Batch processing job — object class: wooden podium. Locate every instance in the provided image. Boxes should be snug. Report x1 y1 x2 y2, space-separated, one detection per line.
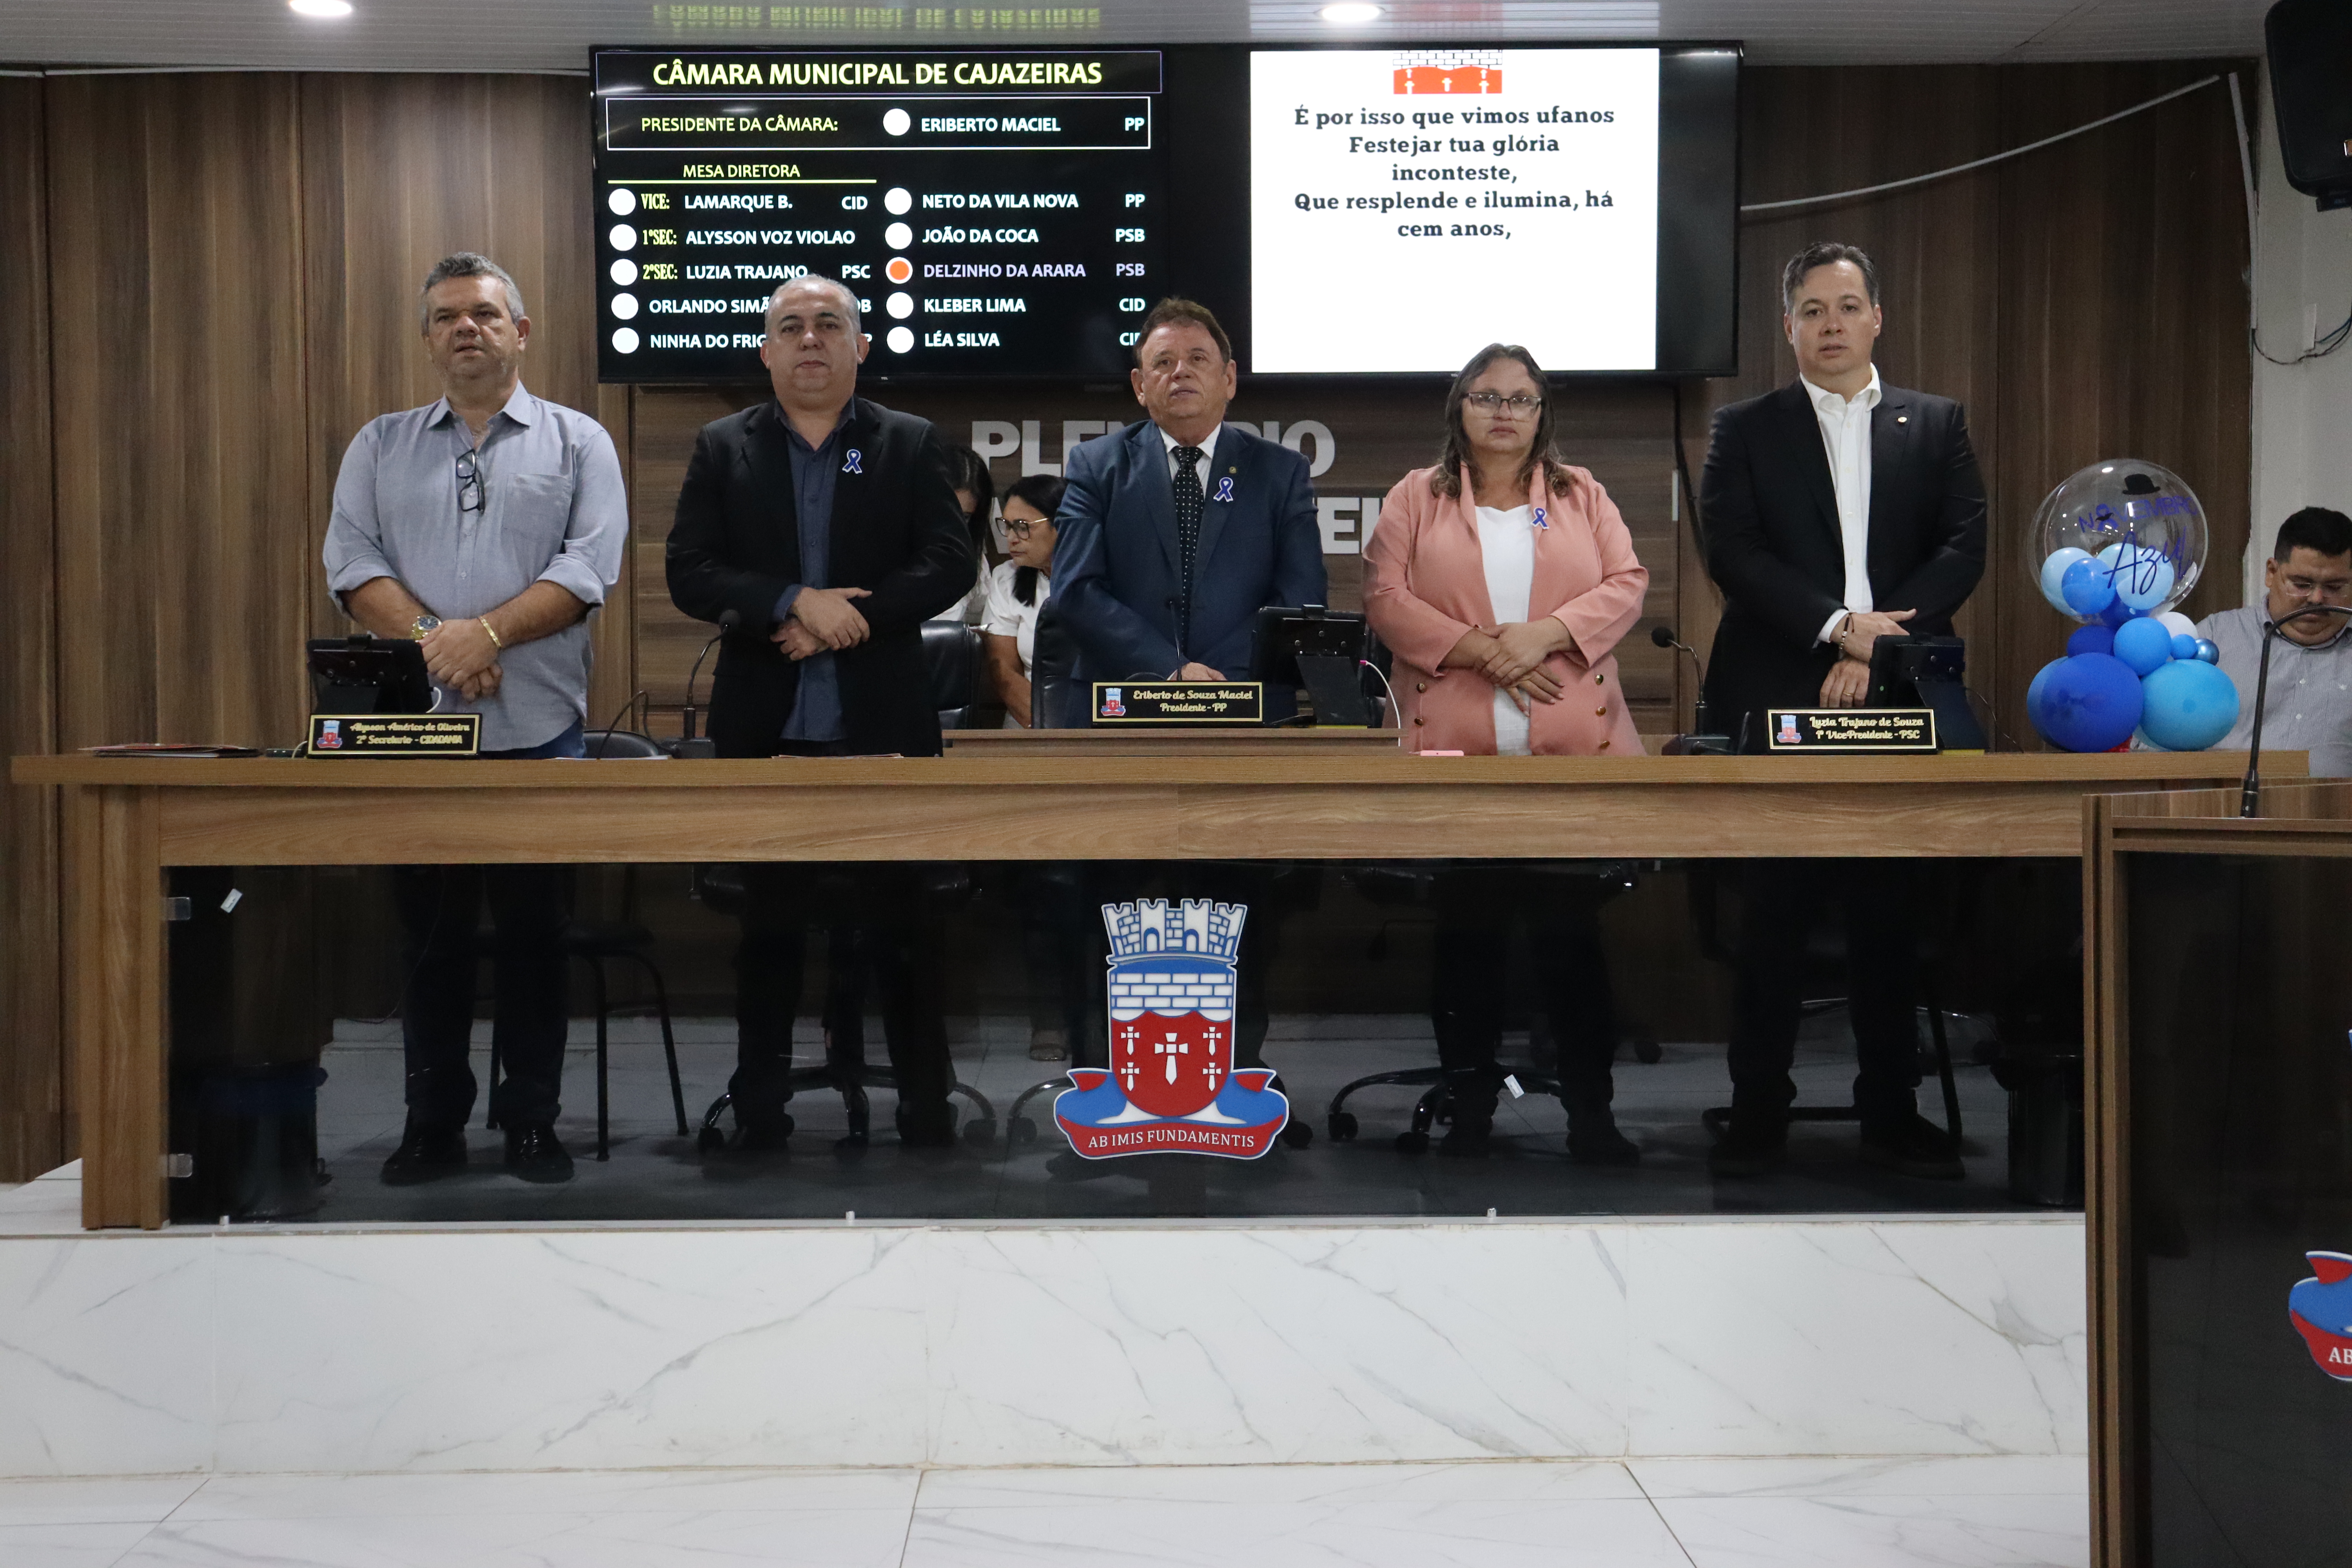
10 748 2283 1231
2085 777 2352 1567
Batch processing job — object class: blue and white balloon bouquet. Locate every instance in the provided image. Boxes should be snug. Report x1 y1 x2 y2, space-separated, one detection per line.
2024 460 2236 751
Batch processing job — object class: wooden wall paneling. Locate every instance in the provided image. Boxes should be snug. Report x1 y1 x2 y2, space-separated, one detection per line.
0 75 61 1181
1991 62 2255 758
48 74 313 754
299 73 605 644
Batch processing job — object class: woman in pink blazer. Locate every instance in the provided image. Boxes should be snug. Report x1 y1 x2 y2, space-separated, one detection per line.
1362 343 1649 1161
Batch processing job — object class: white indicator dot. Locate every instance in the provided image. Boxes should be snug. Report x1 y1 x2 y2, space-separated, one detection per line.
610 292 639 320
884 221 913 249
883 108 911 136
886 291 914 319
608 223 637 252
611 327 640 354
607 188 637 216
884 186 913 215
886 325 914 354
610 258 638 287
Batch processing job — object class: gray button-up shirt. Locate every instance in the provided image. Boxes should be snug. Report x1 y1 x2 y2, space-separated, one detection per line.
774 406 849 743
2196 604 2352 777
322 383 628 751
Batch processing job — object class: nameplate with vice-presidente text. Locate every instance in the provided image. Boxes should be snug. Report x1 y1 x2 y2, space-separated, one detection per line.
1765 708 1938 753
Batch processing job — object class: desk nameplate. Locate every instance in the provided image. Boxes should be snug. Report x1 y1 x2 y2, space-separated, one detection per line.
307 713 480 757
1766 708 1938 753
1093 682 1265 725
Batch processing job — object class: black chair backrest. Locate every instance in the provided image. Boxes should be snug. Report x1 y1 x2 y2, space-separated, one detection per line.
1030 595 1089 728
583 729 666 759
921 619 982 730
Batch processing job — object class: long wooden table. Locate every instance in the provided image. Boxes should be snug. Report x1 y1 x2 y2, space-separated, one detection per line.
12 747 2286 1229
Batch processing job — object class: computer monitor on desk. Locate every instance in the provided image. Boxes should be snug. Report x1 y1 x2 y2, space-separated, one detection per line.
1249 606 1372 727
305 635 434 715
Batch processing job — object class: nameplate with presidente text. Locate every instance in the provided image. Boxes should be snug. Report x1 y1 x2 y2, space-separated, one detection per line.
1092 682 1266 725
307 713 482 757
1765 708 1938 753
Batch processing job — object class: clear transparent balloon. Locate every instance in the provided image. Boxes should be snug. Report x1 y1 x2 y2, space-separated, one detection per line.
2029 459 2209 621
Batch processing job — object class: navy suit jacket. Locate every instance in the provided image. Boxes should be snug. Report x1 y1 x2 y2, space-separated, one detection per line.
1052 419 1327 688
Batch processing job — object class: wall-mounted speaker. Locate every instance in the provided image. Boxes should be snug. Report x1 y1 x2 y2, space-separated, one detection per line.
2267 0 2352 209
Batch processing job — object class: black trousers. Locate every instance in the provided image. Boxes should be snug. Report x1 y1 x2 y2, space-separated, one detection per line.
393 864 570 1127
1430 866 1621 1118
1728 858 1922 1131
1014 863 1102 1060
730 862 953 1128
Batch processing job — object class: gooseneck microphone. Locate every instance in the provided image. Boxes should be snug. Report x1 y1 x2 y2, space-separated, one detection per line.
677 608 742 754
2239 603 2352 817
1651 623 1713 736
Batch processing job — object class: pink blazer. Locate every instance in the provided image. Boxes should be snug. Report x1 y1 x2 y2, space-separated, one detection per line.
1364 465 1649 756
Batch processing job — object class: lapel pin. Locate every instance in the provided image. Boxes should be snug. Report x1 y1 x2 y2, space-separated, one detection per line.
1531 506 1549 530
1895 416 1908 425
1210 475 1236 504
841 448 864 474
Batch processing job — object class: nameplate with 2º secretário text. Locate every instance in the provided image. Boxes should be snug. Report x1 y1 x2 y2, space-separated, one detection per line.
307 713 481 757
1093 682 1265 726
1765 708 1938 753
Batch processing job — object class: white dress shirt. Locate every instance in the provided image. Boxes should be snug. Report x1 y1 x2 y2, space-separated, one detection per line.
1802 366 1882 644
1158 423 1220 484
1475 503 1537 757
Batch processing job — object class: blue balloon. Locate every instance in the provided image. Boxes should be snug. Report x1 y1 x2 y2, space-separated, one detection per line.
2169 633 2200 661
2138 658 2240 751
2062 558 2116 616
2099 595 2135 628
2035 652 2145 753
2067 625 2115 657
2040 548 2095 614
2113 616 2174 675
2194 638 2220 664
2026 657 2063 733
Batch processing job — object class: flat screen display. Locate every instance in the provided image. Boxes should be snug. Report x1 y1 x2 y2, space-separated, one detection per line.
591 47 1168 382
1248 47 1663 374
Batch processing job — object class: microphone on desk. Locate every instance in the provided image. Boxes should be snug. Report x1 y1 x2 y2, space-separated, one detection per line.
675 609 741 758
1651 624 1727 752
2239 603 2352 817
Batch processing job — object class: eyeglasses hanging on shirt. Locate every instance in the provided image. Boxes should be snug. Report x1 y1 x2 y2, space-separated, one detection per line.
456 447 484 515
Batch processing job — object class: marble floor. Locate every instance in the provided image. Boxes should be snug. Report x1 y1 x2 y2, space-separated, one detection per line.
0 1456 2090 1567
277 1009 2042 1224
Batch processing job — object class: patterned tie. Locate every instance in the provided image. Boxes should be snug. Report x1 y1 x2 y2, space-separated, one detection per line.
1172 444 1205 648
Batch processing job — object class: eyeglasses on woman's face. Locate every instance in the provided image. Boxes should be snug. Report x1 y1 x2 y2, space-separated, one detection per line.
1463 392 1542 413
1002 517 1051 541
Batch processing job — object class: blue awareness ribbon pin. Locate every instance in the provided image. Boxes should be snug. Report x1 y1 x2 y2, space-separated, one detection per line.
1531 506 1549 530
1210 475 1235 504
842 449 863 475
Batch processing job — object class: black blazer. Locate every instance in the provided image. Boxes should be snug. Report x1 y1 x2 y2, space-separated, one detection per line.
1699 380 1987 748
666 397 975 758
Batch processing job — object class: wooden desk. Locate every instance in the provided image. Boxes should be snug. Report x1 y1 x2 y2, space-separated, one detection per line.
11 749 2288 1229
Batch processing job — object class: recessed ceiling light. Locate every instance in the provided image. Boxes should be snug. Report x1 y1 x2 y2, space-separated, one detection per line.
289 0 355 16
1320 3 1382 23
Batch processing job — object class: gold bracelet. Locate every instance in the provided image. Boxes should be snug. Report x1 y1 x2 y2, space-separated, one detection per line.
478 617 503 650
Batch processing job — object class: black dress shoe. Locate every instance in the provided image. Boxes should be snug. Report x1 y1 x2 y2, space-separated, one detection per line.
503 1122 575 1184
1859 1114 1965 1180
1566 1102 1641 1167
897 1100 957 1150
381 1117 467 1186
729 1115 795 1154
1708 1112 1787 1178
1436 1114 1494 1158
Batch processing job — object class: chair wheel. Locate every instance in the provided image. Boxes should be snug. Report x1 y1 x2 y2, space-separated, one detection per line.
834 1131 870 1158
1630 1032 1663 1065
1008 1117 1038 1145
962 1118 997 1147
1327 1111 1359 1142
1280 1120 1312 1150
1395 1129 1430 1155
695 1125 726 1156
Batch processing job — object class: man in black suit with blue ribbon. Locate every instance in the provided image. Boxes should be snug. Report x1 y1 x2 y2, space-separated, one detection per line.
1052 298 1326 695
1051 299 1326 1077
1699 242 1986 1182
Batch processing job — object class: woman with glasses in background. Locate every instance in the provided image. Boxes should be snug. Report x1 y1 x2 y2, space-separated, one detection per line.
980 473 1066 727
1363 342 1650 1161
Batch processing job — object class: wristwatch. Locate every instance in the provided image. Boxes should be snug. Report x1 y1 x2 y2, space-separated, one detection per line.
412 615 441 639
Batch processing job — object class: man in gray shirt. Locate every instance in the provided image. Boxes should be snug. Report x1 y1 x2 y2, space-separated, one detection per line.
322 252 628 1185
2197 506 2352 777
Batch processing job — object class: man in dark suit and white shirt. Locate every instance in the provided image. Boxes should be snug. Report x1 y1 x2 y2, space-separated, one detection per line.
1699 241 1988 1180
1051 298 1326 690
666 274 975 1149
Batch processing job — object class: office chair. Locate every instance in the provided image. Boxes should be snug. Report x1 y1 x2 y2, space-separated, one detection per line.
686 861 996 1152
1322 860 1654 1151
920 619 985 730
1686 859 1970 1145
1029 596 1090 729
481 729 688 1160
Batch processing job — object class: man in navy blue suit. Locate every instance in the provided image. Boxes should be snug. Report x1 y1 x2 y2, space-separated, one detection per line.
1052 298 1326 692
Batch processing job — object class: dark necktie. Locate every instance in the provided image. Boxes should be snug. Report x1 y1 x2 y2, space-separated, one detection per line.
1172 444 1205 646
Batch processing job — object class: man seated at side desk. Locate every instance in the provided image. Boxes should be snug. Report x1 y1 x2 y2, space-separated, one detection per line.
1050 297 1325 701
2197 505 2352 776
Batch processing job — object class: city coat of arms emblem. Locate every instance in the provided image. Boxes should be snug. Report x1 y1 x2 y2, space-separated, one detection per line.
1053 899 1290 1159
